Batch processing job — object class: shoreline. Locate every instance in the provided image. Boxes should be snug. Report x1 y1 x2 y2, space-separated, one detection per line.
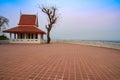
53 41 120 50
1 40 120 50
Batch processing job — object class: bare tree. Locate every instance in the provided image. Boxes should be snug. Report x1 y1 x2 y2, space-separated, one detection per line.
39 5 58 44
0 16 9 31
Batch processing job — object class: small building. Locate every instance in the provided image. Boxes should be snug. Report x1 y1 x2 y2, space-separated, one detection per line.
3 14 46 44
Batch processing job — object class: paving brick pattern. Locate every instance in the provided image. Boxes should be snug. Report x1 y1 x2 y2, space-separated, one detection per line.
0 43 120 80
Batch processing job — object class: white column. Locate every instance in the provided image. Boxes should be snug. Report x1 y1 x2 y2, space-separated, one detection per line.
33 34 36 39
39 34 41 39
30 34 32 39
40 34 43 44
41 34 43 39
26 34 28 39
24 33 26 39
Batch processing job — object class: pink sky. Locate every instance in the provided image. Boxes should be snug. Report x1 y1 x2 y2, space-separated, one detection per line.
0 0 120 40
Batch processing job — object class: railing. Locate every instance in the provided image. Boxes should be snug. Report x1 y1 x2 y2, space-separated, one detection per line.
10 39 44 43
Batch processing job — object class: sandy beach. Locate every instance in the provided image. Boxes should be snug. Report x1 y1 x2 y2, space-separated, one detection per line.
0 43 120 80
59 41 120 50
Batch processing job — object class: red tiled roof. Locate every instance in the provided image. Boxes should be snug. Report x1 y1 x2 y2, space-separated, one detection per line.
3 26 46 34
18 14 37 26
3 14 46 34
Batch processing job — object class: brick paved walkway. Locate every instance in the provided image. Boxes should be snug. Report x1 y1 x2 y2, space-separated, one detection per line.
0 43 120 80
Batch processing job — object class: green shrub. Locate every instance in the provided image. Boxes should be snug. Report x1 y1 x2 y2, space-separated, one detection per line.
0 35 9 40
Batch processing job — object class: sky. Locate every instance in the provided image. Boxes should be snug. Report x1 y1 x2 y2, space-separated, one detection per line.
0 0 120 40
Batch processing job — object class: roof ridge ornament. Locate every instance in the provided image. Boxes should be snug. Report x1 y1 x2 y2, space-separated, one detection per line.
20 10 22 16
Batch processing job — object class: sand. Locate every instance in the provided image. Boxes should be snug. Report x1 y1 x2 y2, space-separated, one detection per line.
63 41 120 50
0 43 120 80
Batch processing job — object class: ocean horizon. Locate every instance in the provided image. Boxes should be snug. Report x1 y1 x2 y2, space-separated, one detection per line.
52 39 120 44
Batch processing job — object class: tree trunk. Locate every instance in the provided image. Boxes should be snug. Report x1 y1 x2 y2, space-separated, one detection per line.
47 30 51 44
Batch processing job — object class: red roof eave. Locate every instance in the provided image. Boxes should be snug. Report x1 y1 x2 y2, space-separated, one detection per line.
3 31 46 34
3 27 46 34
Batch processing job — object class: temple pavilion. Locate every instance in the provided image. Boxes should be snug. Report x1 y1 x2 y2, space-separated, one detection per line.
3 14 46 43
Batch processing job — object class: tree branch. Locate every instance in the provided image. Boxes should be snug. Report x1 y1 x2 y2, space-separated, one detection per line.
39 5 59 43
0 16 9 28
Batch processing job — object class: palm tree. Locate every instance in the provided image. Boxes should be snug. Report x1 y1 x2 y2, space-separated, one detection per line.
0 16 9 31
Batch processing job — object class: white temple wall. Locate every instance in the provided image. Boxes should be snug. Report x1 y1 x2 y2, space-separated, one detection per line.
10 39 44 44
9 33 45 44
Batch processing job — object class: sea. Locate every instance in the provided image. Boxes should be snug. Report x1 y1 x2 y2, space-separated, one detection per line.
53 39 120 44
75 40 120 44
